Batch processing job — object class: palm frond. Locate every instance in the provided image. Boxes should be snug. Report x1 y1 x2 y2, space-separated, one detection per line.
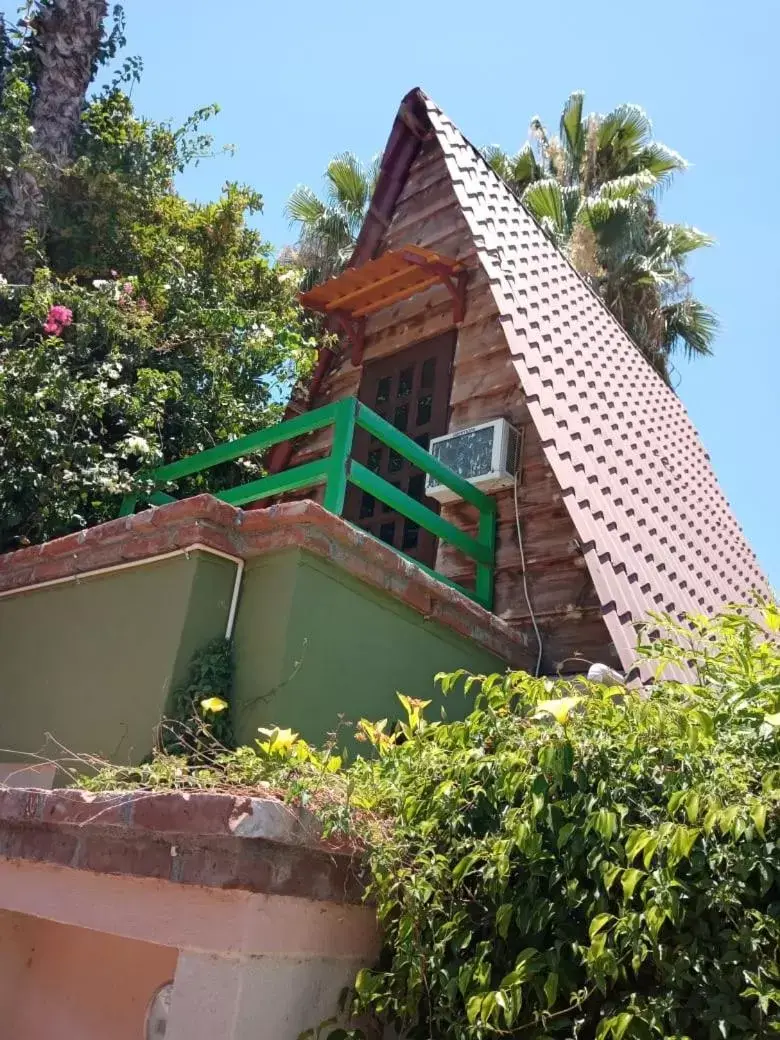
367 152 383 195
510 144 542 192
522 178 568 236
596 170 657 200
299 209 352 252
483 145 512 181
284 186 326 227
326 152 371 215
579 195 640 243
560 91 586 171
634 143 687 185
561 185 582 229
484 143 541 194
597 104 652 153
665 223 715 257
662 297 718 359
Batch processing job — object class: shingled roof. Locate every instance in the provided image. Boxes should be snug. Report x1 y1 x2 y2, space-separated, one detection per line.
352 88 772 669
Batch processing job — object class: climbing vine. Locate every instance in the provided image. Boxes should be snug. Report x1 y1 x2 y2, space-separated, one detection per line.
166 637 235 752
79 606 780 1038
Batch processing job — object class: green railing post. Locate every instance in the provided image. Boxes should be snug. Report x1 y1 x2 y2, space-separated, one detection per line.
323 397 358 515
348 461 490 564
118 493 139 518
475 504 497 611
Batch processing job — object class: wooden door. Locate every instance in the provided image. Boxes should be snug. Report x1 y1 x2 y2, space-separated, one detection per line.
345 331 456 566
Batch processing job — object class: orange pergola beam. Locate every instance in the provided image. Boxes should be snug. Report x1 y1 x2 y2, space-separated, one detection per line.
299 246 467 365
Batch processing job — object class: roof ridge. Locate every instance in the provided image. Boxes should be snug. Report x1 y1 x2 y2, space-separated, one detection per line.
416 92 693 399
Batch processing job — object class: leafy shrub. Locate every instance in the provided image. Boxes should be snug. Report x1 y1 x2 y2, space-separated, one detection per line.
0 27 316 552
0 259 312 550
78 607 780 1039
165 637 235 752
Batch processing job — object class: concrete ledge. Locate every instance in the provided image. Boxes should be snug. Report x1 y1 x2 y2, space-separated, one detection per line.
0 788 365 903
0 495 532 669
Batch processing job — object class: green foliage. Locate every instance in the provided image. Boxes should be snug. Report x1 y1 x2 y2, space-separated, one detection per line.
284 151 381 286
484 92 716 384
0 64 315 550
0 250 312 549
343 608 780 1039
167 637 235 751
0 10 35 185
79 608 780 1038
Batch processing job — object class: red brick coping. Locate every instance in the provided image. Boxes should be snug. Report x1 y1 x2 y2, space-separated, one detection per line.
0 786 365 902
0 495 532 668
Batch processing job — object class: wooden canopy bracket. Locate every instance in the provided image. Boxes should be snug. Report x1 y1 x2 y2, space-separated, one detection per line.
401 251 468 324
332 311 367 367
299 247 467 364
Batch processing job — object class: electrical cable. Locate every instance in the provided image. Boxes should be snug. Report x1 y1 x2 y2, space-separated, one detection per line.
513 467 544 677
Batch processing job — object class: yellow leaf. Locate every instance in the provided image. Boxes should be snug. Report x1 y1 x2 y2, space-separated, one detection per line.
763 604 780 632
621 867 643 901
751 803 767 838
589 912 614 939
257 726 299 753
534 696 583 725
764 713 780 728
273 728 298 749
200 697 228 714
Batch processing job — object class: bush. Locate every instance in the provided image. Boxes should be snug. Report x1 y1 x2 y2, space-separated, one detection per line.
78 607 780 1039
0 259 312 550
344 607 780 1039
0 44 315 552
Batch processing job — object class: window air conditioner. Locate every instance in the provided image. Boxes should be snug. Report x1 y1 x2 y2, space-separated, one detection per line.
425 419 522 504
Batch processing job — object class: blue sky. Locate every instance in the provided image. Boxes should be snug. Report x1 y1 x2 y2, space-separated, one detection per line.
7 0 779 586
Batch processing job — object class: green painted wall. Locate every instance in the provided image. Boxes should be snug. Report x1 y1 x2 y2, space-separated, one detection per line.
232 549 505 749
0 552 236 765
0 545 506 766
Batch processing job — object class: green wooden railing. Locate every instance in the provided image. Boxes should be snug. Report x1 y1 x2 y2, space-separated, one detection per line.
119 397 497 610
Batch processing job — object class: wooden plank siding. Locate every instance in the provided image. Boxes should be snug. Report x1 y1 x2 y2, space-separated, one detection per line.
285 138 618 673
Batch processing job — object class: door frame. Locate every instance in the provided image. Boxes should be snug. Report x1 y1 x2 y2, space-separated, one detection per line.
344 329 457 566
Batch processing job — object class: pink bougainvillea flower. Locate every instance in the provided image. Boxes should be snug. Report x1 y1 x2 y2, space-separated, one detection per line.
122 281 134 295
49 305 73 325
43 305 74 336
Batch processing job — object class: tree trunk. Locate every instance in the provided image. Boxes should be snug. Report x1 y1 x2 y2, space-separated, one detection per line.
0 0 106 282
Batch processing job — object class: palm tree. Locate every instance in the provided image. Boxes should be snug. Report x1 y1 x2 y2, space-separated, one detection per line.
595 205 716 381
486 93 687 196
284 152 380 288
484 93 716 383
0 0 107 282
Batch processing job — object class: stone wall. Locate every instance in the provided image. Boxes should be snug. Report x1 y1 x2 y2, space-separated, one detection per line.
0 788 378 1040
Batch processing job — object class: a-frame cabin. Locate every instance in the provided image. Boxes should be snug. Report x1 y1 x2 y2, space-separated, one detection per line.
273 88 770 675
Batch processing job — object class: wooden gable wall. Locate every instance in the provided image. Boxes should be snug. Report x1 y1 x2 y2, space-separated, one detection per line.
287 138 620 673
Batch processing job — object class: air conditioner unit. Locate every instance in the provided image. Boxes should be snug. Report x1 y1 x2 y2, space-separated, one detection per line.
425 419 522 504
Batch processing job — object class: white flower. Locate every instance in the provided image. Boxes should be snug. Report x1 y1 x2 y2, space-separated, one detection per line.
124 435 151 455
278 268 302 285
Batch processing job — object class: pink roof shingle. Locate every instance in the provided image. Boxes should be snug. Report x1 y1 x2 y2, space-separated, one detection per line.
414 92 771 668
328 89 768 673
